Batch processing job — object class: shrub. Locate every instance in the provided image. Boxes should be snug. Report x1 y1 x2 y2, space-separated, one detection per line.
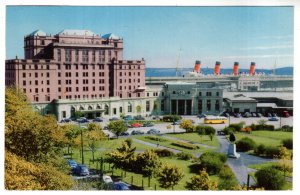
199 152 227 175
255 167 285 190
195 125 216 135
218 165 238 190
281 125 293 132
255 124 275 131
171 141 199 150
162 115 181 122
229 122 244 132
222 127 235 135
254 144 266 156
282 138 293 149
272 161 293 173
154 149 174 157
145 136 167 142
176 152 193 160
236 137 256 152
265 146 281 158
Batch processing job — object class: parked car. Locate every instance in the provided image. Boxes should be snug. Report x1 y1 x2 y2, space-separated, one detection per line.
77 117 89 123
61 118 72 123
123 115 134 121
73 164 89 176
93 117 103 122
109 117 120 121
147 129 160 134
131 123 142 128
120 132 130 136
110 182 130 190
102 175 113 184
143 122 154 127
268 117 279 121
172 121 181 125
134 115 145 120
197 114 207 118
67 160 77 169
257 112 263 117
234 113 241 118
131 130 144 135
283 111 290 117
243 112 251 118
251 112 257 117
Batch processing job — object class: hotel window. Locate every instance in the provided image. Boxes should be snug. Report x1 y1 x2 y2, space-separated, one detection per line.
23 80 26 86
137 93 140 97
23 73 26 78
47 72 50 77
216 92 219 96
206 92 212 96
35 96 39 102
58 72 61 77
105 105 109 115
22 65 26 70
108 50 111 59
207 100 211 111
58 87 61 92
65 49 71 62
147 93 149 97
57 64 61 70
47 88 50 93
120 72 122 76
57 49 61 61
47 80 50 85
35 65 38 70
75 50 79 62
76 87 79 92
41 39 45 45
138 72 140 76
128 103 132 112
198 100 203 113
215 100 220 111
35 80 38 85
35 88 38 93
146 101 150 112
35 72 38 77
46 65 49 70
199 92 202 96
92 50 95 62
161 100 165 112
173 91 176 94
129 72 131 76
58 80 61 85
82 50 89 62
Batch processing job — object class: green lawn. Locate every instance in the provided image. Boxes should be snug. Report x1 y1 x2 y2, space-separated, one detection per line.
233 131 292 147
165 133 220 148
133 135 216 155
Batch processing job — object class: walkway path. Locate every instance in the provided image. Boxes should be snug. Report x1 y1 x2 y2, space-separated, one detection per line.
216 135 277 185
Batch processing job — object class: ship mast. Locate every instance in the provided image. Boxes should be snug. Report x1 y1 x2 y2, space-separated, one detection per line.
176 48 182 77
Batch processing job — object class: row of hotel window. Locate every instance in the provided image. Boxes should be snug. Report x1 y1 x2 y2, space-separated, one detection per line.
32 94 107 102
171 91 220 97
22 78 106 86
57 49 116 62
198 99 220 112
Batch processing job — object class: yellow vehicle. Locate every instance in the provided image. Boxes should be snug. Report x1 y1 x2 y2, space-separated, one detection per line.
204 116 228 124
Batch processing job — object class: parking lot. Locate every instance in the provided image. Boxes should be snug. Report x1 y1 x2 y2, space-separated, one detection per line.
63 115 293 137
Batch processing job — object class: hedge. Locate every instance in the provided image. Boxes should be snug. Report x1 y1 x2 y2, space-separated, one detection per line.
222 127 235 135
162 115 181 122
145 136 167 142
236 137 256 152
154 149 175 157
254 144 281 158
255 167 285 190
195 125 216 135
282 138 293 149
176 152 193 160
171 141 199 150
199 152 227 175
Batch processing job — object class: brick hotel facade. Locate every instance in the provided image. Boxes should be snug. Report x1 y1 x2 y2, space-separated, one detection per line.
5 30 147 119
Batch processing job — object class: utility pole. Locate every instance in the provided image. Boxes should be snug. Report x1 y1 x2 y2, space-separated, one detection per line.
175 48 182 77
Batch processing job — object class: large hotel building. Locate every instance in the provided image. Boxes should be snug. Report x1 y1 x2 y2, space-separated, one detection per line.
5 29 148 120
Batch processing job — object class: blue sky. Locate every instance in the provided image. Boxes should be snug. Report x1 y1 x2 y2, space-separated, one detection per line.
6 6 294 69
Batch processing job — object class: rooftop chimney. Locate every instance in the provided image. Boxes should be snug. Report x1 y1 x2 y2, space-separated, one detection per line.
214 61 221 75
194 60 201 73
233 62 239 75
249 62 255 75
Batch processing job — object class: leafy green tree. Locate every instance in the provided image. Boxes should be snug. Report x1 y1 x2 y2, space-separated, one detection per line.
135 150 161 176
107 120 128 138
5 152 73 190
186 169 218 190
106 138 136 170
85 123 106 161
74 110 84 119
255 167 285 190
195 125 206 142
158 163 184 190
61 124 81 154
218 165 238 190
180 119 194 133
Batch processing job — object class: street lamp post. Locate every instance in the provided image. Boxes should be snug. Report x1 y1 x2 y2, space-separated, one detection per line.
78 122 84 165
173 117 175 133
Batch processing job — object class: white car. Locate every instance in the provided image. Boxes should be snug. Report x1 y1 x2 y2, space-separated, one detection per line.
103 175 113 184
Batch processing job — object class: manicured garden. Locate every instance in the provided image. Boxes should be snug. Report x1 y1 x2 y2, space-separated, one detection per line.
166 133 220 148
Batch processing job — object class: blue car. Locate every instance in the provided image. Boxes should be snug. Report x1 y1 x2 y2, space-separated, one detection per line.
111 182 130 190
93 117 104 122
67 159 77 169
268 117 279 121
73 164 89 176
77 117 89 123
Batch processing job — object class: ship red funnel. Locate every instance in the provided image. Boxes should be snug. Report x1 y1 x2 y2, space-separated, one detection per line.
214 61 221 75
194 60 201 73
249 62 255 75
233 62 239 75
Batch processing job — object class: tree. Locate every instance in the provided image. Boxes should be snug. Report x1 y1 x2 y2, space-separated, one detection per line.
106 138 136 170
153 101 159 115
218 165 238 190
74 110 84 119
195 125 206 142
186 169 218 190
180 119 194 133
107 120 128 138
158 163 184 190
255 167 285 190
61 124 81 154
257 119 267 126
277 146 292 177
85 123 106 161
5 152 73 190
135 150 161 176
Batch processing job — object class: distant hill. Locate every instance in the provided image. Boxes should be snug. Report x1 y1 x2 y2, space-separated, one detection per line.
145 67 293 77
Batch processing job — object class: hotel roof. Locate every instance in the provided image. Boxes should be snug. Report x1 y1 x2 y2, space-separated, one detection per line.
102 33 120 39
27 30 47 37
57 29 97 36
